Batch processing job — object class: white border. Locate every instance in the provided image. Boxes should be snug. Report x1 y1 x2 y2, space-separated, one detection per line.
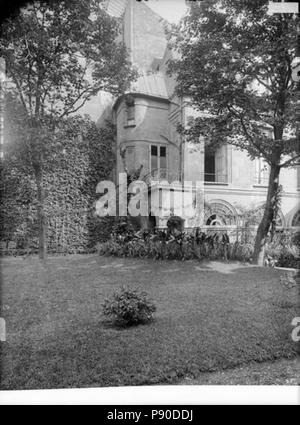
0 386 299 405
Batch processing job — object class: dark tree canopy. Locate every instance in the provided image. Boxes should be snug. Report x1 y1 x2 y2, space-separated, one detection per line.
169 0 299 167
0 0 136 122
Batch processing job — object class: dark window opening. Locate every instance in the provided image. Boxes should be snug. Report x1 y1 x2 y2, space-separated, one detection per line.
148 214 156 229
205 153 215 182
127 105 135 121
150 145 167 174
206 214 224 226
206 214 217 226
160 146 166 169
151 145 158 170
125 96 135 126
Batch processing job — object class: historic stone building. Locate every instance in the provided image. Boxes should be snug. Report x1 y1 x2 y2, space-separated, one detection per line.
97 0 300 232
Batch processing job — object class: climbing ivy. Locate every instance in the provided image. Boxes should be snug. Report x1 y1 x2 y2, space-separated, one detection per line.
0 115 115 253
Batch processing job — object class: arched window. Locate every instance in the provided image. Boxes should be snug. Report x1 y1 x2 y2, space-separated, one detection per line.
204 201 237 226
248 203 285 227
204 145 228 183
206 214 224 226
254 157 269 185
292 210 300 227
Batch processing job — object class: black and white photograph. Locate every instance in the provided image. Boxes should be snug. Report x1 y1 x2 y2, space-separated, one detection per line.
0 0 299 405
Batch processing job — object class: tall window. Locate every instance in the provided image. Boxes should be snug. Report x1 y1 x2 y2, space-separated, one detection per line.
150 145 167 178
204 153 215 182
126 146 135 173
292 210 300 227
204 145 227 183
151 145 158 171
254 157 269 185
160 146 166 169
124 95 135 127
127 104 135 122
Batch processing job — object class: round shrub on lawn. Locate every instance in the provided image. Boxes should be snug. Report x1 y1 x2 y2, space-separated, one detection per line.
102 286 156 326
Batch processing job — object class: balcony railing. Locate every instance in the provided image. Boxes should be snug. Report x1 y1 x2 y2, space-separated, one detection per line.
143 168 181 185
143 170 230 185
204 173 228 184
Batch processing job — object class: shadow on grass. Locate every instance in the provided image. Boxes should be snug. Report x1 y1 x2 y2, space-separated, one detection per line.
101 318 156 331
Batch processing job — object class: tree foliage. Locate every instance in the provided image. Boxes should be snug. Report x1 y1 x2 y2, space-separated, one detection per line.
168 0 299 264
0 0 136 258
0 0 135 120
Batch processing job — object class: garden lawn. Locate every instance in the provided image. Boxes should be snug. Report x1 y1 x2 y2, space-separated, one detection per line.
0 255 298 389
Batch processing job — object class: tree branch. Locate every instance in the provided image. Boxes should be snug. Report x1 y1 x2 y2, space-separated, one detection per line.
6 61 29 116
228 106 270 160
280 154 300 168
59 85 98 118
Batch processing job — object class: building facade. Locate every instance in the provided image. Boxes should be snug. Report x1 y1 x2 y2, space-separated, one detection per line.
98 0 300 232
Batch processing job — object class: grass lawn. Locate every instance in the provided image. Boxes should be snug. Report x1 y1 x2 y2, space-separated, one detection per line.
0 255 299 389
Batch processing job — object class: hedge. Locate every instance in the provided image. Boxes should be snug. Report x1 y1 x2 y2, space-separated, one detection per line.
0 116 115 253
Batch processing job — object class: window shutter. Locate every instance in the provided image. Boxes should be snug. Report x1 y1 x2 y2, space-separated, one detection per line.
215 145 227 183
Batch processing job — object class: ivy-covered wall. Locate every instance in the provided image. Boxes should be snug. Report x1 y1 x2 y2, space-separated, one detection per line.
0 116 116 253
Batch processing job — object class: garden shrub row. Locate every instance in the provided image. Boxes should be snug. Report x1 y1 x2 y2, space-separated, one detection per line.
98 227 254 262
98 223 299 265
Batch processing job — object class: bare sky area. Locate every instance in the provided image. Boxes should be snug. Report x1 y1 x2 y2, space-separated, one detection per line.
146 0 188 23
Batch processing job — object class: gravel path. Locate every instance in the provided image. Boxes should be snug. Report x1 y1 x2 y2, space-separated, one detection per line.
179 357 299 385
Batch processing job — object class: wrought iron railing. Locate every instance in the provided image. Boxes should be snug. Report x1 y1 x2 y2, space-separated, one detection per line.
204 173 228 183
143 168 181 185
143 170 229 184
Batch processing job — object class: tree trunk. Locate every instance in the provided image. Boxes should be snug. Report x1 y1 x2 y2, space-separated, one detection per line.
252 163 281 265
36 167 47 260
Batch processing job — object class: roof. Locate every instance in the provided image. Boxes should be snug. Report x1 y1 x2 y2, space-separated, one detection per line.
113 72 169 111
130 72 168 99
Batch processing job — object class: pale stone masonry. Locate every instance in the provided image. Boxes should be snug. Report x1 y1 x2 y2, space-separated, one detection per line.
97 0 300 231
